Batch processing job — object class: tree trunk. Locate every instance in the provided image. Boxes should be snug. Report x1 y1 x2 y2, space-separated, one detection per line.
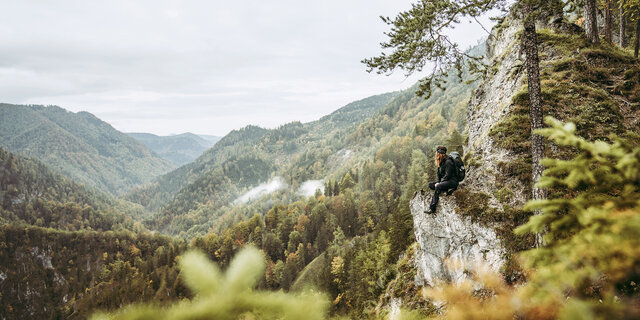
635 19 640 58
585 0 600 43
605 1 613 43
522 5 547 247
620 1 628 47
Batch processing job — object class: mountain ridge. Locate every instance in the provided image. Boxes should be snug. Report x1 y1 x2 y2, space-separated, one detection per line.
0 104 175 195
126 132 221 166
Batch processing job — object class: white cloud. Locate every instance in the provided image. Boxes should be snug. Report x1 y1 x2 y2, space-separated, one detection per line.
234 177 287 204
297 180 325 197
0 0 498 135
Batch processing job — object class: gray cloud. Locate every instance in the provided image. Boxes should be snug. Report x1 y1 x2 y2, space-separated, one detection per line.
1 0 496 135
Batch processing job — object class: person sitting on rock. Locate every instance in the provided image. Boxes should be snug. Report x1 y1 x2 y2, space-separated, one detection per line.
426 146 458 214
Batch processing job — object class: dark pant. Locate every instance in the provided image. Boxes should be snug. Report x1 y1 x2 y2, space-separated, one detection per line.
429 180 459 209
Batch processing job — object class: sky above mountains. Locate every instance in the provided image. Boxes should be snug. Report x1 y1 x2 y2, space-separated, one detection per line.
0 0 496 136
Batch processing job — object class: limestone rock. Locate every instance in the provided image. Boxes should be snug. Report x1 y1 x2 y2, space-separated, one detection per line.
410 191 504 287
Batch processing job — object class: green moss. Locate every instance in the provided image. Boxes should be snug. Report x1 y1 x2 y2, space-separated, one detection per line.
453 191 502 225
496 158 532 191
489 101 531 156
462 150 482 169
493 188 514 203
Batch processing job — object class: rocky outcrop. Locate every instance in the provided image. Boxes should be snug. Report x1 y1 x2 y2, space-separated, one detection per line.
409 13 529 287
410 192 504 287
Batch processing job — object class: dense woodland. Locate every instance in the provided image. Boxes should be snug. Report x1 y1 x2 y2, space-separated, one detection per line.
1 1 640 319
0 104 174 195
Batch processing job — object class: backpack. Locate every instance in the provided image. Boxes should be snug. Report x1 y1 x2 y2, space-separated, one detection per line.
449 152 465 182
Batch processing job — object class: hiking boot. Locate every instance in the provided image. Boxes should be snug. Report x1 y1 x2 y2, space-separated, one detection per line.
424 205 437 214
445 190 455 196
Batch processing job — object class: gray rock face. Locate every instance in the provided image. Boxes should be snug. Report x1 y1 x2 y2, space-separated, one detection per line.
408 14 532 287
410 191 504 286
465 16 529 207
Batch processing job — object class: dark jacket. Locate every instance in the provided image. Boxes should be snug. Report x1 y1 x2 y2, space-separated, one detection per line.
437 156 457 183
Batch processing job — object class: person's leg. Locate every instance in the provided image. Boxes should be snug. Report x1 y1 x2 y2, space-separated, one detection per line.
429 181 458 211
445 182 459 196
429 186 441 211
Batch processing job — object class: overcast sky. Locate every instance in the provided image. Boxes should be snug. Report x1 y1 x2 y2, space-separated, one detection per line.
1 1 497 136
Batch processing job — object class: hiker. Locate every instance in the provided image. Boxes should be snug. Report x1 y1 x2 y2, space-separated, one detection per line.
427 146 459 213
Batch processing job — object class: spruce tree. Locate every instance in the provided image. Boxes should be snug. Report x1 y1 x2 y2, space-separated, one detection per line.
447 129 465 154
585 0 600 43
622 0 640 56
604 0 614 43
620 0 629 47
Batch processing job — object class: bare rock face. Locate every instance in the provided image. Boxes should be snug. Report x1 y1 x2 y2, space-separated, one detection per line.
410 192 504 286
407 14 529 288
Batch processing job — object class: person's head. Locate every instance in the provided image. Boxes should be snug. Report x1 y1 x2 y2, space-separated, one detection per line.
436 146 447 166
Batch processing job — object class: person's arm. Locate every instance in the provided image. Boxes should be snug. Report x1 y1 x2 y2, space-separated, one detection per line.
437 165 443 182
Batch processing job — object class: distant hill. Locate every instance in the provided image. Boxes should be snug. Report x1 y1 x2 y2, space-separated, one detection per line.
127 132 220 166
197 134 223 145
0 104 174 195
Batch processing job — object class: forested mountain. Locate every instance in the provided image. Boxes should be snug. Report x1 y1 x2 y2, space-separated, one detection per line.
0 147 145 231
0 147 190 319
126 92 400 214
0 225 187 319
126 132 220 166
0 104 174 195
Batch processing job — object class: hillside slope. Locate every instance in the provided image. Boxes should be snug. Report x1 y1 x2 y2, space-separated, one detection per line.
0 104 174 195
0 225 187 319
0 147 145 231
127 132 220 166
125 93 404 235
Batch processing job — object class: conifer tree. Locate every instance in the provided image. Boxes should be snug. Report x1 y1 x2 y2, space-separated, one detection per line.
446 129 465 154
604 0 614 43
92 247 329 320
585 0 600 42
407 150 430 197
362 0 508 98
339 173 356 191
622 0 640 56
620 0 629 47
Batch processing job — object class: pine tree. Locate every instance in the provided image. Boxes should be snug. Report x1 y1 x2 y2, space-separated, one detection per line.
339 173 356 191
407 149 430 197
604 0 614 43
447 129 465 154
362 0 509 98
519 1 549 246
91 247 329 320
585 0 600 43
620 0 629 47
622 0 640 56
388 197 414 261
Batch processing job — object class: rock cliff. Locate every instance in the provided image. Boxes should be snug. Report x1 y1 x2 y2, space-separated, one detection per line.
409 192 504 287
410 13 531 286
